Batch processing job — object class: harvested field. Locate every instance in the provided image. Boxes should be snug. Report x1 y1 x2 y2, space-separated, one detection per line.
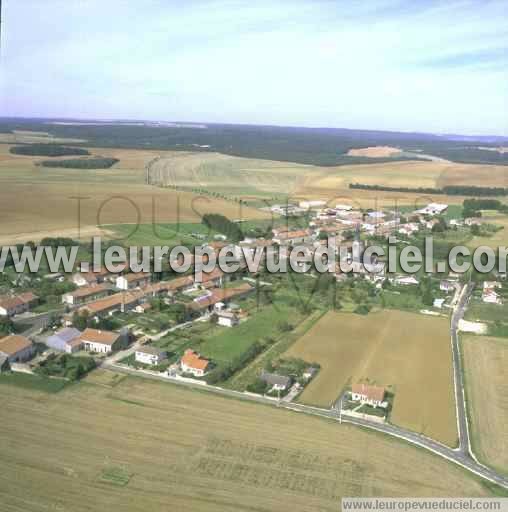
463 336 508 475
286 310 457 446
0 145 267 244
0 370 492 511
346 146 402 158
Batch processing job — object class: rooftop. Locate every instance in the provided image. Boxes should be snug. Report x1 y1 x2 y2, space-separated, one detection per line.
0 335 32 356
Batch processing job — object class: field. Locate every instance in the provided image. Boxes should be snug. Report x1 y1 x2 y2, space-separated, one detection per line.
0 370 494 511
467 213 508 250
462 336 508 476
0 145 268 245
285 310 457 446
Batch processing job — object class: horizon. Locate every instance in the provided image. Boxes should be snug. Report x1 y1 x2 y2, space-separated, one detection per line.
1 1 507 137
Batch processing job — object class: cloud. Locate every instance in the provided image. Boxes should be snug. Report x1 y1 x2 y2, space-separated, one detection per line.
1 0 507 135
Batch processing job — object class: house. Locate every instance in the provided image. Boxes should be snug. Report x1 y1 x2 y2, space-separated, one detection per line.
272 229 313 245
260 371 292 392
216 310 239 328
440 280 455 293
116 272 151 290
62 283 111 306
72 268 110 287
79 290 144 317
464 217 482 226
303 367 318 380
46 327 83 353
351 383 386 408
134 302 152 314
299 200 326 209
393 275 419 286
79 328 123 353
416 203 448 216
0 292 38 317
188 283 253 314
433 298 446 309
135 346 167 366
482 281 502 305
0 335 34 363
180 349 210 377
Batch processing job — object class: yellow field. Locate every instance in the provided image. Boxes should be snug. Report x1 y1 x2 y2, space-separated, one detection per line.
0 371 492 511
285 310 458 446
467 213 508 250
463 336 508 475
0 145 268 244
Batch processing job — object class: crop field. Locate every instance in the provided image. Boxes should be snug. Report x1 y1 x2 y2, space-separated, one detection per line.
467 213 508 250
0 371 494 512
285 310 457 446
462 336 508 475
0 145 267 245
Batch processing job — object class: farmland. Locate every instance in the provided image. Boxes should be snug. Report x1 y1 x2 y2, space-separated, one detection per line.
462 336 508 476
0 145 267 245
285 310 457 446
0 371 493 511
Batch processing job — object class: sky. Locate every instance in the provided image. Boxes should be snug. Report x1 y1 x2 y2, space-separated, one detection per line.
1 0 507 135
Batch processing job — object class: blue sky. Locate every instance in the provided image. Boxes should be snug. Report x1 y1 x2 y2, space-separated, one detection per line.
1 0 507 135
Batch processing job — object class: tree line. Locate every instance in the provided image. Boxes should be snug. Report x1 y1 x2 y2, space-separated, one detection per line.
10 144 90 157
349 183 508 197
39 157 119 169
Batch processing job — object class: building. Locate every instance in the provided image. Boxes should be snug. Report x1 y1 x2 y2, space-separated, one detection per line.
260 371 292 392
62 283 111 306
116 272 151 290
440 280 455 293
72 268 110 287
482 281 502 305
299 200 326 209
393 275 419 286
46 327 83 353
433 298 446 309
416 203 448 216
351 383 386 408
135 346 167 366
0 292 38 317
272 229 314 245
79 290 144 317
180 349 210 377
216 310 239 328
79 328 123 353
0 335 34 363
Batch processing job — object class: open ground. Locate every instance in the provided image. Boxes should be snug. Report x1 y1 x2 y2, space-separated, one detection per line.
462 335 508 476
285 310 457 446
0 370 494 512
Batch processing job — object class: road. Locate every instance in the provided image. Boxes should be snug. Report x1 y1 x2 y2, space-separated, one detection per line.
450 282 475 455
101 281 508 490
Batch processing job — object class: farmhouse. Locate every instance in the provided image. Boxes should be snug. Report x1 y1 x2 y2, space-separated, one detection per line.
135 346 167 366
0 335 34 363
0 292 38 317
46 327 83 353
180 349 210 377
351 383 387 408
116 272 151 290
79 328 123 353
260 371 292 392
62 283 111 306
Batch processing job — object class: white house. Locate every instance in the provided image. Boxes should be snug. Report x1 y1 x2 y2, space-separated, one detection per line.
135 346 167 366
416 203 448 216
393 275 419 286
217 311 239 328
180 349 210 377
79 328 122 353
116 272 151 290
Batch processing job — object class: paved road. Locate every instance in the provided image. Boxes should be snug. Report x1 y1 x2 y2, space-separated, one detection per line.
450 282 475 455
105 358 508 490
100 281 508 490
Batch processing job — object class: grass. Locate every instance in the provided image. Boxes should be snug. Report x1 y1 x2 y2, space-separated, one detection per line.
285 310 458 446
199 303 300 364
462 335 508 476
0 370 493 511
0 371 68 393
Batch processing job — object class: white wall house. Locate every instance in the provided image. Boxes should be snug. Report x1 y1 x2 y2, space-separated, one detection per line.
135 346 167 365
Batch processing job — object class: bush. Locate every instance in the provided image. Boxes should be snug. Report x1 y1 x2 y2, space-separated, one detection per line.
10 144 90 157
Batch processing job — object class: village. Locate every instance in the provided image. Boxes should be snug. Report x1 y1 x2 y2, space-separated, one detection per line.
0 199 506 422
